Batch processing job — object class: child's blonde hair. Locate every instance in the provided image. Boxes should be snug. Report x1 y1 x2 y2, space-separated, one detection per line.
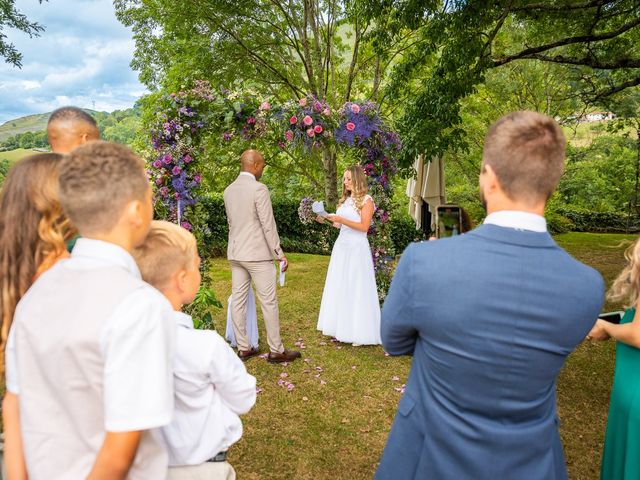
608 238 640 308
133 220 198 289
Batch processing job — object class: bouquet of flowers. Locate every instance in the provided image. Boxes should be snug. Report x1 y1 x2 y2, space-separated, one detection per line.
298 197 316 224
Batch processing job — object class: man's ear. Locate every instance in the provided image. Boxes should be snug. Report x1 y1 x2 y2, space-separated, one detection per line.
124 199 144 227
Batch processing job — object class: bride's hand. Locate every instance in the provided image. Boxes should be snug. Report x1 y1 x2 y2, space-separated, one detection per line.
315 215 326 224
327 214 341 223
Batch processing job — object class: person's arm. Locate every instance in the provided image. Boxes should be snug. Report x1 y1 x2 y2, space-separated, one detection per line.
255 185 284 261
381 243 418 355
328 197 374 233
3 325 27 479
87 431 141 480
2 392 28 480
208 333 257 414
315 215 340 229
588 304 640 347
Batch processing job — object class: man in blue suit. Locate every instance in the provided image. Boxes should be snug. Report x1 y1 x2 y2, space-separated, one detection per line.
376 111 604 480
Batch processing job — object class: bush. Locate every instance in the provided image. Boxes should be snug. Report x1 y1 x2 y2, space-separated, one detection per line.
556 209 640 233
199 195 420 256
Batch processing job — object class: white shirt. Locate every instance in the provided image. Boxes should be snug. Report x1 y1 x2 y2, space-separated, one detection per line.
483 210 547 232
5 238 175 479
239 171 256 180
160 311 257 466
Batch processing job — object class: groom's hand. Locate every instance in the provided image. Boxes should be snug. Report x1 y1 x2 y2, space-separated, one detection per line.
279 256 289 272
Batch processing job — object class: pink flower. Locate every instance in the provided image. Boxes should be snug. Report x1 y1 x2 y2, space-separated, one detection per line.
313 101 322 111
299 98 307 107
256 387 263 394
303 115 313 126
172 166 182 175
314 125 323 134
183 154 193 163
306 128 315 137
159 187 169 196
285 130 294 141
350 103 361 114
280 372 289 378
323 108 331 116
260 101 271 110
155 177 163 185
152 160 162 168
247 117 256 125
286 383 295 391
162 154 172 164
194 174 202 184
290 116 298 125
346 122 356 131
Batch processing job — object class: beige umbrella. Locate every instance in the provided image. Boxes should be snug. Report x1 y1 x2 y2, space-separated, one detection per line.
407 154 426 228
421 156 446 233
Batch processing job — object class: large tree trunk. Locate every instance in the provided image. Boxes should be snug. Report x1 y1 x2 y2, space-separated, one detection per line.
322 147 338 206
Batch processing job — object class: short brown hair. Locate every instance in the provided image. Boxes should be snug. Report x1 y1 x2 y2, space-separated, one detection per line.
482 111 566 203
132 220 198 289
58 141 150 234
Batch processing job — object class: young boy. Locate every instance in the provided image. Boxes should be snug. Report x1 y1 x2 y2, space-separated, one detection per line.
132 220 256 480
4 141 175 479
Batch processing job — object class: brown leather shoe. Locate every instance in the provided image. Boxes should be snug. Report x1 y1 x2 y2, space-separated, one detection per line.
267 349 301 364
238 347 260 361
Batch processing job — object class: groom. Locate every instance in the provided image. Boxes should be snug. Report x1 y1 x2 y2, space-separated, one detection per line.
376 111 604 479
223 150 301 363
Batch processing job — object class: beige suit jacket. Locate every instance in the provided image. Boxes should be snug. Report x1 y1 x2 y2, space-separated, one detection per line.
223 173 284 261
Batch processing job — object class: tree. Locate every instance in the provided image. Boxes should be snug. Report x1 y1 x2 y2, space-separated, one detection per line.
114 0 409 203
364 0 640 165
0 0 46 67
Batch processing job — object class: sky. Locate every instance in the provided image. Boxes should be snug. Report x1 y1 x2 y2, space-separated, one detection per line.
0 0 147 125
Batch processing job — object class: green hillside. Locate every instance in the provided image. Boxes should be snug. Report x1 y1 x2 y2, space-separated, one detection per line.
0 148 45 163
0 109 101 142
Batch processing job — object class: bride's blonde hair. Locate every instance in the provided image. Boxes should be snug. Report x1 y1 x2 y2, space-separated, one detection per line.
608 239 640 308
338 165 368 211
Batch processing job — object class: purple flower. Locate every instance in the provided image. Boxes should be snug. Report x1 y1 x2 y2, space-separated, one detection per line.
313 101 322 111
159 187 170 197
193 174 202 184
152 160 162 168
223 132 232 141
181 221 192 231
155 178 163 186
172 166 182 175
162 154 172 164
183 154 193 163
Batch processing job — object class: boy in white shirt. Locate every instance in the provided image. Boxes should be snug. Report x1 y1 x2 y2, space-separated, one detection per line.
3 141 175 479
133 220 256 480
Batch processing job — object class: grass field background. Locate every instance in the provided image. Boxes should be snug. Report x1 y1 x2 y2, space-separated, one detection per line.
202 232 635 479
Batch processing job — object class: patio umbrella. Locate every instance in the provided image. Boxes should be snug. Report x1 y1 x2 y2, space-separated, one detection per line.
407 154 425 228
421 156 446 233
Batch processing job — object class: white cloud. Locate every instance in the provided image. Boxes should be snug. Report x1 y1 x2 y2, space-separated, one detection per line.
0 0 148 124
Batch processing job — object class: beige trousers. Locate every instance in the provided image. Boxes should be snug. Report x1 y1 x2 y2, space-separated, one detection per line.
230 260 284 353
168 462 236 480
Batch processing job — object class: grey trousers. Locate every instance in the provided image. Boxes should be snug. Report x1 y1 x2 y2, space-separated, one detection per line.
168 462 236 480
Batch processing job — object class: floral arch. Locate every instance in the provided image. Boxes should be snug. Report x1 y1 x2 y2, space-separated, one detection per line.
147 81 401 300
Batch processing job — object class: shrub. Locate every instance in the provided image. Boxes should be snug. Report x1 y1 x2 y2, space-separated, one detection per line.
199 195 419 256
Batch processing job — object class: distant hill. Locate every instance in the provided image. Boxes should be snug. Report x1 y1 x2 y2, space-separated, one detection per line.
0 109 102 142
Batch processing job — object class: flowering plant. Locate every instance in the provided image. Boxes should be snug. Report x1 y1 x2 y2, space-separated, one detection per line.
281 95 336 150
149 85 211 234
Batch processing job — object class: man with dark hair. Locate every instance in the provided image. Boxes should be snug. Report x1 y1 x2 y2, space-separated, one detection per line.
376 111 604 480
47 106 100 153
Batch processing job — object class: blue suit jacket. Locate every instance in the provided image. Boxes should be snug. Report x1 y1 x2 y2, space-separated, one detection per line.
376 225 604 480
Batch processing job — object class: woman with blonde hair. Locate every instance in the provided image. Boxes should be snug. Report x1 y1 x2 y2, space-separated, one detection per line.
316 165 381 345
589 238 640 479
1 153 76 478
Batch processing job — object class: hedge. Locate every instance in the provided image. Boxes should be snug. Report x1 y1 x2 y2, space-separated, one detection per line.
554 209 640 234
199 195 424 256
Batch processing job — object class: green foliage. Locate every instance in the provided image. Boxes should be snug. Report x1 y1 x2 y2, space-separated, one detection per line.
0 130 47 150
186 284 223 330
366 0 640 166
0 158 10 185
0 0 46 67
556 210 640 234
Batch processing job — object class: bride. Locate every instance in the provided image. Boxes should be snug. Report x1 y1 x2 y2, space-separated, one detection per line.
316 165 381 345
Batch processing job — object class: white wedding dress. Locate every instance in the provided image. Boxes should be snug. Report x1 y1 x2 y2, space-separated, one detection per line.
317 195 382 345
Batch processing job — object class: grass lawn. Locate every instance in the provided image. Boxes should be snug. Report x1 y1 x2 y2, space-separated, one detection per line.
203 232 636 479
0 148 44 163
